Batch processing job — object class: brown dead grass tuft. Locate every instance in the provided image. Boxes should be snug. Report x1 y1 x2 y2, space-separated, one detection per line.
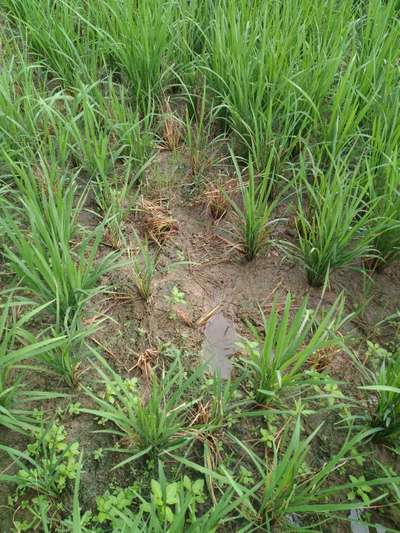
204 178 238 220
129 347 159 381
140 197 178 244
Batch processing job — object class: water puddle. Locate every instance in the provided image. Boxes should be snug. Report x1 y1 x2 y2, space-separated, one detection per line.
201 313 236 379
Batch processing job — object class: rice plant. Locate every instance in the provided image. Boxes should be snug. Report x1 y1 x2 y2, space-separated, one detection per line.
238 293 343 403
87 0 180 109
69 88 153 247
129 236 158 301
0 295 65 414
196 373 248 434
358 348 400 443
204 0 353 170
292 157 381 287
38 313 100 388
0 50 40 162
182 81 223 185
224 419 397 529
1 1 400 530
69 92 114 180
94 172 133 250
364 149 400 271
229 152 279 260
1 163 119 323
3 0 101 86
93 79 156 168
175 418 397 530
82 352 202 467
60 458 93 532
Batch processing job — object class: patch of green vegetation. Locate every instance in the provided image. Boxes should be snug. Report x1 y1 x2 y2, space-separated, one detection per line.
1 0 400 530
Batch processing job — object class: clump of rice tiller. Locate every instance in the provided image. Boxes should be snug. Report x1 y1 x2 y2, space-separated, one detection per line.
140 197 178 244
104 221 125 250
161 97 182 151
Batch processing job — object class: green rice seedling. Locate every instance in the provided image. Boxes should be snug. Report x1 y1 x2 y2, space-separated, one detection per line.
0 50 48 167
33 96 76 172
225 419 396 530
293 157 381 287
204 0 353 170
60 457 93 533
129 236 158 301
0 405 37 435
322 57 374 157
316 0 400 158
203 2 274 153
38 312 100 388
352 1 400 140
92 79 156 168
101 195 130 250
228 152 280 260
95 165 149 250
3 0 101 86
1 163 120 323
175 419 397 530
364 149 400 271
0 291 68 431
196 374 248 434
181 81 224 186
82 352 202 467
90 0 179 108
70 92 113 180
356 346 400 443
0 45 79 174
70 89 153 246
92 156 151 250
0 295 62 408
93 175 131 249
0 423 80 498
238 293 343 403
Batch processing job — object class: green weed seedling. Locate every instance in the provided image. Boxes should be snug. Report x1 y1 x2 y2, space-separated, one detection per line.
0 423 80 498
96 485 137 527
28 455 93 532
167 285 187 319
140 464 205 525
